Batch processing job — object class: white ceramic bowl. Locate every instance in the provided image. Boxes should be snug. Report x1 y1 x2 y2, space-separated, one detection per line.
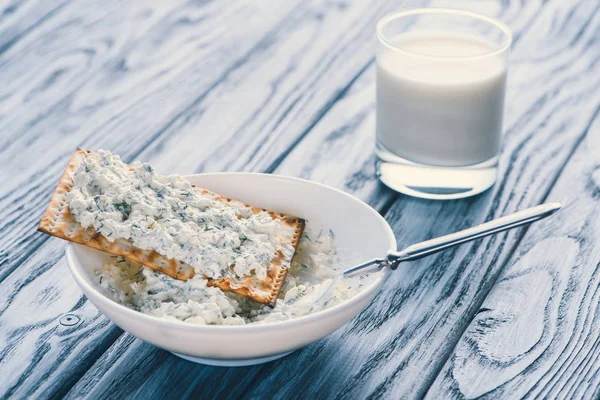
66 173 396 366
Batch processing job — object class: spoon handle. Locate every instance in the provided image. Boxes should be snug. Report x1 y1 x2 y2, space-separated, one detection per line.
387 203 561 266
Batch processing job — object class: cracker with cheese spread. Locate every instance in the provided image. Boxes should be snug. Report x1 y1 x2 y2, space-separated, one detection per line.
38 149 304 305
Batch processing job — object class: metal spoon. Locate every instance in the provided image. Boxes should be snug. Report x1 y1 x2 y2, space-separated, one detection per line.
310 202 561 311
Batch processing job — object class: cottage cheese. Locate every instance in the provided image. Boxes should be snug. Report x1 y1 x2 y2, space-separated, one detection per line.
98 225 366 325
67 150 293 280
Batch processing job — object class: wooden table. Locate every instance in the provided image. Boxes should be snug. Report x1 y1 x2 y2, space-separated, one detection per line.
2 0 599 398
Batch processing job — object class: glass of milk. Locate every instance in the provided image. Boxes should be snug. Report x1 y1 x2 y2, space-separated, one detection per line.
375 9 512 200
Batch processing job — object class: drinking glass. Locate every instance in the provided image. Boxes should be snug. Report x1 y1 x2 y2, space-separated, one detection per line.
375 9 512 200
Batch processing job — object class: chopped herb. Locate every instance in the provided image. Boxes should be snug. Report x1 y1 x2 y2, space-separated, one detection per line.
114 201 132 219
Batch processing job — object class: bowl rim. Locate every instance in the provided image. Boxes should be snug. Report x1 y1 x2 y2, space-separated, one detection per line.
66 172 397 332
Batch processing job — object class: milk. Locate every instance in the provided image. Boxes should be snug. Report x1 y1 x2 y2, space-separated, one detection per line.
376 34 507 167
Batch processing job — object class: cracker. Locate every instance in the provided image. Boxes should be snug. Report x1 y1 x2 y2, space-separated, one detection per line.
38 148 304 305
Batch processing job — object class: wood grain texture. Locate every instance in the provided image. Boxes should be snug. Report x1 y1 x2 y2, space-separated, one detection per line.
0 0 300 283
0 1 308 398
62 1 597 399
315 1 600 397
135 0 418 176
426 112 600 399
0 0 421 397
237 1 600 398
2 0 599 398
0 0 68 56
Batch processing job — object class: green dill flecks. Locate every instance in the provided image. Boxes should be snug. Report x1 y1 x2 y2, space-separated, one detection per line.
204 225 214 231
181 190 193 197
114 201 131 219
99 276 103 284
316 229 324 244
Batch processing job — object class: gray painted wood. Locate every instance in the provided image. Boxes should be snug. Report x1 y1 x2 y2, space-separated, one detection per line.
310 1 600 397
427 103 600 399
66 1 600 399
0 0 301 283
242 1 600 398
1 0 599 399
0 1 308 398
0 0 423 397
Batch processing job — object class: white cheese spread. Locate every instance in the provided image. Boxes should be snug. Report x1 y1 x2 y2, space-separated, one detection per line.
98 225 367 325
67 150 293 280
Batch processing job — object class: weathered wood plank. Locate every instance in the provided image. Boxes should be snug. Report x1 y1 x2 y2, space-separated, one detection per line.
0 1 312 398
132 0 415 176
63 1 594 398
0 0 428 397
240 1 600 399
66 337 265 400
310 2 600 398
0 0 67 56
426 103 600 399
4 0 598 399
0 0 300 283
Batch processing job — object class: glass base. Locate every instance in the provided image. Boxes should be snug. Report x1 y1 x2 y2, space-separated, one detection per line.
375 145 497 200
